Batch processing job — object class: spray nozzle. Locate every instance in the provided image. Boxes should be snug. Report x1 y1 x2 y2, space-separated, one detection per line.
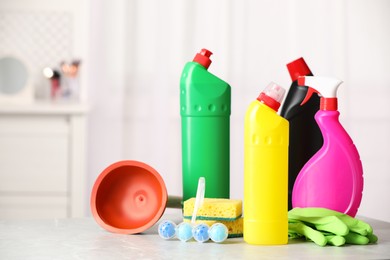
299 76 343 111
193 48 213 69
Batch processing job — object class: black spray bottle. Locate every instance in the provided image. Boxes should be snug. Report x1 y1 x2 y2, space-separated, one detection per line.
280 57 323 210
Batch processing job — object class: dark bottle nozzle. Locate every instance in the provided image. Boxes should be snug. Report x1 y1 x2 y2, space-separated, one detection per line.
193 48 213 69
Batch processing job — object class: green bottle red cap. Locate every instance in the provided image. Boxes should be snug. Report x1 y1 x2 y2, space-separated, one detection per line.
193 49 213 69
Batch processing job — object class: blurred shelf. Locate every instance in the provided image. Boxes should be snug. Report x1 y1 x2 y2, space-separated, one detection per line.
0 100 88 219
0 100 88 115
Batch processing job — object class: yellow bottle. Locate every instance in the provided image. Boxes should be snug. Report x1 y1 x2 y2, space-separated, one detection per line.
244 82 289 245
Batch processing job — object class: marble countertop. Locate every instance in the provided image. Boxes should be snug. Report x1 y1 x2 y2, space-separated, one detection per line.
1 211 389 259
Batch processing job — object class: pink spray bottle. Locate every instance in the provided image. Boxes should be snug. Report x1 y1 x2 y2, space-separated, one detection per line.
292 76 363 217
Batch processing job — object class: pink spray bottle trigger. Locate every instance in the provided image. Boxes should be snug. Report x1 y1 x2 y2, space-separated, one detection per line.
193 49 213 69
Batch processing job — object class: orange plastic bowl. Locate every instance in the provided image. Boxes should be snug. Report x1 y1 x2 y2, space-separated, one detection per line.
90 160 168 234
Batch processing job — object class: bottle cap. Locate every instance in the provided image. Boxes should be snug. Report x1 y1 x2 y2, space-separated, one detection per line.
193 49 213 69
287 57 312 81
257 82 286 111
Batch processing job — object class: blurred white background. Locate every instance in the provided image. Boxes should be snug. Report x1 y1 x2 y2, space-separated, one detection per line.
1 0 389 222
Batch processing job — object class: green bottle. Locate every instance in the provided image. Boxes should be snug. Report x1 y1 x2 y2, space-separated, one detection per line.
180 49 231 202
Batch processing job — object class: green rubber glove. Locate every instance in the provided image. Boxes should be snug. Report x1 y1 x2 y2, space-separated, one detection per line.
288 207 378 246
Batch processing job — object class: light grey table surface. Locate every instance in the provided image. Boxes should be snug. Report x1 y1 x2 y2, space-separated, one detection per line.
1 210 389 260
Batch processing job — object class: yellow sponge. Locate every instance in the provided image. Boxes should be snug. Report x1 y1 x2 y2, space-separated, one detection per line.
183 198 242 221
183 218 243 238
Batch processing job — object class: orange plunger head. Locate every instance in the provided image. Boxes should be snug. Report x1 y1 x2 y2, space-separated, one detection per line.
90 160 168 234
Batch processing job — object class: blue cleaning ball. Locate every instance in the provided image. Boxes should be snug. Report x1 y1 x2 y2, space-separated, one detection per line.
158 220 176 239
175 222 193 242
208 223 228 243
192 223 210 243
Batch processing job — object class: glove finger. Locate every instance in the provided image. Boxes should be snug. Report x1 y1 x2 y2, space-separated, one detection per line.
288 231 301 239
344 232 370 245
288 225 302 239
367 233 378 244
338 215 373 236
348 224 368 236
313 216 349 236
289 215 349 236
325 235 345 247
289 222 327 246
358 221 373 235
355 221 372 236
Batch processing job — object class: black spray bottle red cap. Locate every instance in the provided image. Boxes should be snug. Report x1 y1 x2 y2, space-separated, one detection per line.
193 49 213 69
287 57 313 81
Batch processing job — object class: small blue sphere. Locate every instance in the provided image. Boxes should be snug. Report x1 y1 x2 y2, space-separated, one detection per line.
175 222 193 242
208 223 228 243
158 220 176 239
192 223 210 243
